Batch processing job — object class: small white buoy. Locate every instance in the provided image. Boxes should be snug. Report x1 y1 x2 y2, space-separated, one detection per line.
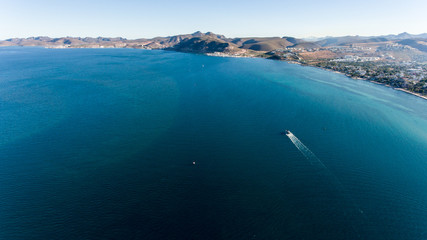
193 161 196 165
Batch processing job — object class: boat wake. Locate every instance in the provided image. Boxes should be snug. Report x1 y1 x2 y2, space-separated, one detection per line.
285 131 326 168
284 130 381 238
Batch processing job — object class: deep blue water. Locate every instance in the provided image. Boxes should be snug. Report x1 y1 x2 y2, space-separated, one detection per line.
1 47 427 239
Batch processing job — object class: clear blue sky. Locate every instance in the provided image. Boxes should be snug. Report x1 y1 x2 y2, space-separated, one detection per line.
1 0 426 39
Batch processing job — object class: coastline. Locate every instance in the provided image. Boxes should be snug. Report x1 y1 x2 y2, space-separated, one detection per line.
192 50 427 102
264 57 427 101
394 88 427 100
3 45 427 101
307 63 427 101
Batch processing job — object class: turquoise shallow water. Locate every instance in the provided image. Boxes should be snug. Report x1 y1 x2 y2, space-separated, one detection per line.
1 47 427 239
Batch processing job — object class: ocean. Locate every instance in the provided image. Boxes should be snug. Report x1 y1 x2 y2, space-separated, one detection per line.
1 47 427 239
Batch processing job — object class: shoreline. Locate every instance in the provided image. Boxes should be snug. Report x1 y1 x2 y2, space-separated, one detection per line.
307 64 427 101
262 57 427 101
194 50 427 101
394 88 427 100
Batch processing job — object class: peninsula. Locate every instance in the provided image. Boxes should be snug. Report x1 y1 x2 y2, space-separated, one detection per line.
2 31 426 98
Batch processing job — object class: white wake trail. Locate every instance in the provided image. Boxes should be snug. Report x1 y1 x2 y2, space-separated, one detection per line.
284 130 380 238
286 131 327 168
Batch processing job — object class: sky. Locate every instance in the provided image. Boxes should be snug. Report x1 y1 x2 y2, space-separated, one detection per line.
0 0 426 40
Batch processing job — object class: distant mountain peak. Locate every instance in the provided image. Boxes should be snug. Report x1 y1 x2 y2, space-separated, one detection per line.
397 32 411 37
192 31 203 37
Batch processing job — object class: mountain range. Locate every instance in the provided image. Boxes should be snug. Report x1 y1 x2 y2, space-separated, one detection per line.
1 31 427 55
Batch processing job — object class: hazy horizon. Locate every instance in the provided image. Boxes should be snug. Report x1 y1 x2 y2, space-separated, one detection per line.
1 0 426 40
1 30 427 41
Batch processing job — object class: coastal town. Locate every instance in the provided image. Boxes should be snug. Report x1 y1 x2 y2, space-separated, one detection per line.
266 42 427 98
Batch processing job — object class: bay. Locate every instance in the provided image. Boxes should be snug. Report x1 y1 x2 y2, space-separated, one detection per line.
1 47 427 239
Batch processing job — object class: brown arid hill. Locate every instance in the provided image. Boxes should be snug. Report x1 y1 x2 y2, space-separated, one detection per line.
398 39 427 53
70 31 227 50
315 36 389 47
298 50 338 60
124 31 228 49
170 36 238 53
230 37 296 51
290 42 321 49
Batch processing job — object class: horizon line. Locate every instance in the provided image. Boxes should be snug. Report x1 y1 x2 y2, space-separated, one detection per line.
2 31 427 42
